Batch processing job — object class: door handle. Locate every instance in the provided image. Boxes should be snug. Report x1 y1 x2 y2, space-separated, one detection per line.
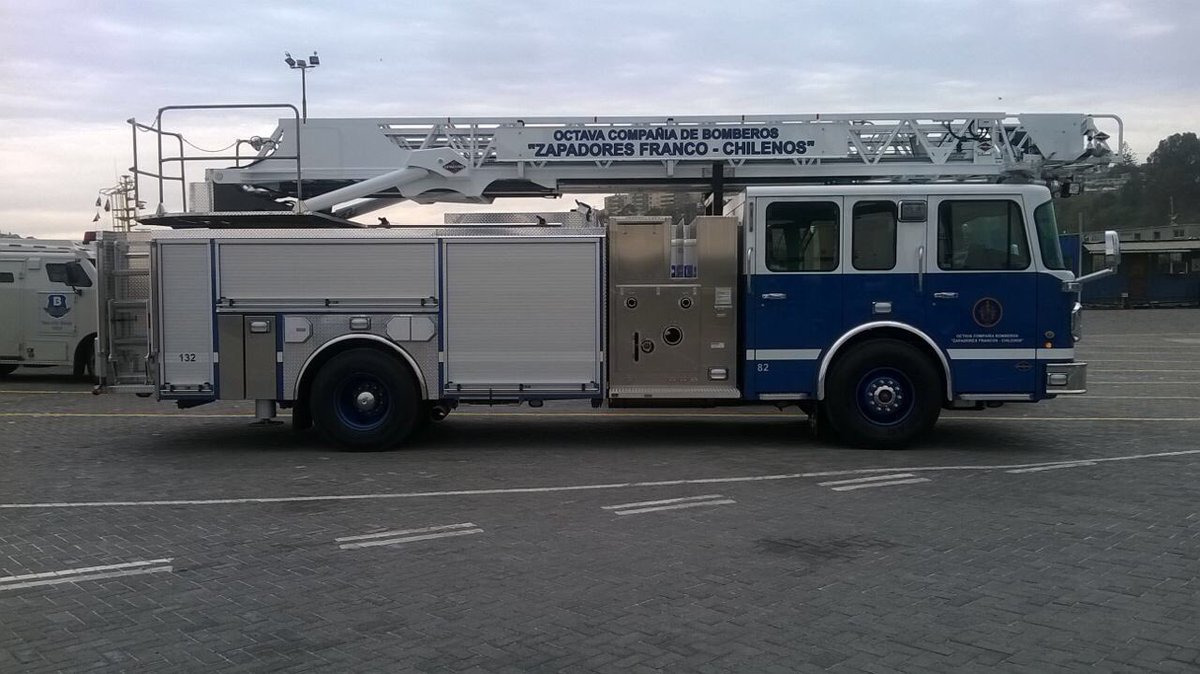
933 292 959 299
761 293 788 300
917 245 926 294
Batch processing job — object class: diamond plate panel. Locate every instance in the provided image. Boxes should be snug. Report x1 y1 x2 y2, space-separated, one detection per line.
280 313 439 401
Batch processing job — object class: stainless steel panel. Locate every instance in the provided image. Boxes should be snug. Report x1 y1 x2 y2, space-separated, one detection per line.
244 314 277 399
608 217 671 284
443 240 601 390
281 314 439 400
217 314 245 399
607 216 739 397
157 242 214 389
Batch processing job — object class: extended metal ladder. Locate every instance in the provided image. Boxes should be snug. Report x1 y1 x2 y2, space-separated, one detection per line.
127 107 1122 226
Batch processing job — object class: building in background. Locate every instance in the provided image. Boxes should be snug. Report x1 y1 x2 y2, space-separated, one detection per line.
1076 225 1200 307
603 191 706 222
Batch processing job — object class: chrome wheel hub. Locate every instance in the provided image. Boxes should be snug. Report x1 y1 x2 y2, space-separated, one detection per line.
355 390 378 412
865 378 903 414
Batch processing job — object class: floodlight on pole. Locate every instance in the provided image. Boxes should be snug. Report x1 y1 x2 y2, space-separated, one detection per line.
284 50 320 122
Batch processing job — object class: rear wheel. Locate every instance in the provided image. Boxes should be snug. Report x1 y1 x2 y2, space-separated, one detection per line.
824 339 941 449
0 364 16 377
309 348 421 451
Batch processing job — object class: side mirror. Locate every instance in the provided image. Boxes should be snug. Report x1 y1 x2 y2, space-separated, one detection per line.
1069 229 1122 289
1103 230 1121 268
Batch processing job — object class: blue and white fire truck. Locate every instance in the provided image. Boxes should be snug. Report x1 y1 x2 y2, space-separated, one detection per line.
96 109 1121 449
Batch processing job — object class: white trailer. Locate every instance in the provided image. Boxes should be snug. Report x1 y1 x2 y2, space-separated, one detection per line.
0 239 99 377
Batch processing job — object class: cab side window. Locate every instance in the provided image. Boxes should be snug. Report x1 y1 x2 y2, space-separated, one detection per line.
764 201 840 272
46 263 69 284
852 201 897 270
937 200 1030 271
0 272 14 283
44 261 92 287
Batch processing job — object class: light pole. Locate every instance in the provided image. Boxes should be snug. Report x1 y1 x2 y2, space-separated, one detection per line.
284 51 320 122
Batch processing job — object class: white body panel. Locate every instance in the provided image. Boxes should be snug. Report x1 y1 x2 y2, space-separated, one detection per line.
0 241 99 370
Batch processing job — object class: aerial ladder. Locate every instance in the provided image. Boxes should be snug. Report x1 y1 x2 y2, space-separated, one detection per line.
125 106 1121 227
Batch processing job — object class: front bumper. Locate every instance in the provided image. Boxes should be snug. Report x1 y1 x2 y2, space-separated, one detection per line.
1046 361 1087 395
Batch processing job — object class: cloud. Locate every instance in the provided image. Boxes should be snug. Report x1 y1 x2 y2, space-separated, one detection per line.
0 0 1196 237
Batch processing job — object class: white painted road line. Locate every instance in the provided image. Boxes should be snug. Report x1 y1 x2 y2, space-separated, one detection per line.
0 559 174 592
602 495 726 510
4 448 1200 510
829 478 931 492
613 499 736 516
339 527 484 550
818 473 916 487
1007 461 1097 474
0 558 173 584
335 522 477 543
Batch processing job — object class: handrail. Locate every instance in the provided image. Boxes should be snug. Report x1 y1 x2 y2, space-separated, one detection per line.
128 104 302 218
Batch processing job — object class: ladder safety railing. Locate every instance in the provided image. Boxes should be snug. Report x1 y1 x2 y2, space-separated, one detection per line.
128 104 303 218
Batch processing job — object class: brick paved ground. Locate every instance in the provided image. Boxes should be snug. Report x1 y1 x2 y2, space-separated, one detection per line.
0 309 1198 672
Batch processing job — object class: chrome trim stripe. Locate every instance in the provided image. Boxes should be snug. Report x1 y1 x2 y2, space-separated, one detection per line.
1036 348 1075 359
757 393 811 400
947 348 1036 360
746 349 822 360
946 348 1075 360
957 393 1034 401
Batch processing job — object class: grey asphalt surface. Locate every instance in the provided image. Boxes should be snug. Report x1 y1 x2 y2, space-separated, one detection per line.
0 309 1198 672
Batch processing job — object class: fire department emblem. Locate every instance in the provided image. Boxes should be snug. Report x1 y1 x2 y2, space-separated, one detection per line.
44 293 70 319
972 297 1002 328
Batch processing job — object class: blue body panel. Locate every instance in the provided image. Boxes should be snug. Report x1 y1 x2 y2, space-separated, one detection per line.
744 273 842 395
741 269 1074 401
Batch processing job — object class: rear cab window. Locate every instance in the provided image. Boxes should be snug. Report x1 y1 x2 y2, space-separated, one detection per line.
764 201 840 272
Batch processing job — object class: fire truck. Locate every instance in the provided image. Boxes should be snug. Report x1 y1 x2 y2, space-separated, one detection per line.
96 108 1122 449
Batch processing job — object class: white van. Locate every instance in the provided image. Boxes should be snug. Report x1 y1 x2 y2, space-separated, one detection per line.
0 239 99 377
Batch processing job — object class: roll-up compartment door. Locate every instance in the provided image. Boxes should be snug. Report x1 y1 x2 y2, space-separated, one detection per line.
157 242 215 391
442 239 601 393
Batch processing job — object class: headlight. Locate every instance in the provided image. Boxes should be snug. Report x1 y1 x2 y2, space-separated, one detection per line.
1071 301 1083 342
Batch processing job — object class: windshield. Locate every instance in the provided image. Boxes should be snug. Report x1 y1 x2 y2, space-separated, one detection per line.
1034 201 1066 270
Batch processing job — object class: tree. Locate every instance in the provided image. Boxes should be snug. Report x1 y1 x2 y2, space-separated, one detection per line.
1143 132 1200 225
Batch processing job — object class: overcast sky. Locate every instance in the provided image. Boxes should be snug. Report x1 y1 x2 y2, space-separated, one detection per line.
1 0 1196 238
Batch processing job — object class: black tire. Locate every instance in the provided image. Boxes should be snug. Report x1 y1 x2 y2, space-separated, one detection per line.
309 348 421 451
78 336 97 380
824 339 942 449
0 364 16 377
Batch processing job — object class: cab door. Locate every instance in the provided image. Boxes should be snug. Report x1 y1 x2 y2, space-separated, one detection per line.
925 196 1038 394
842 196 927 331
745 196 843 397
0 259 21 359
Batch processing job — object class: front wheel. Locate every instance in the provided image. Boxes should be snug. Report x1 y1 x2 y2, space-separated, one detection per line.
824 339 942 449
0 364 16 377
309 348 421 451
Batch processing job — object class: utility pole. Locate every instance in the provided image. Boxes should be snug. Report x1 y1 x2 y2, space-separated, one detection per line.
284 51 320 122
